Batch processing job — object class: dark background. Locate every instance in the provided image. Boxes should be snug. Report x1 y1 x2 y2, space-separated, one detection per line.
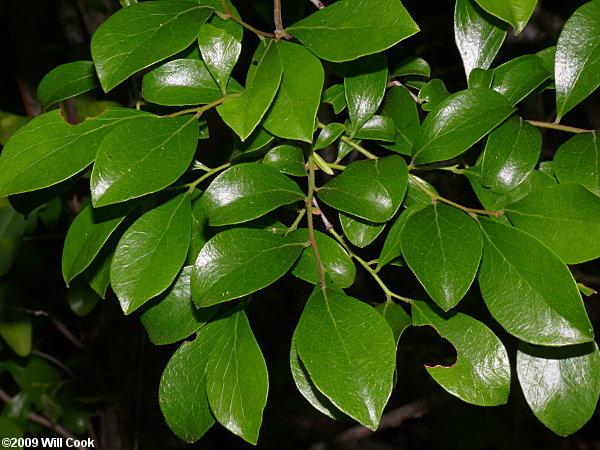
0 0 598 448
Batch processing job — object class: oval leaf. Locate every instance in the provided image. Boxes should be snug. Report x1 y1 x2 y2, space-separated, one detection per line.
294 286 396 430
474 0 537 33
0 284 32 357
504 183 600 264
191 228 305 307
553 132 600 195
555 1 600 121
91 115 199 207
380 86 420 155
377 205 421 270
262 144 306 177
412 300 511 406
198 23 241 91
491 55 550 105
286 0 419 62
200 163 305 226
111 193 191 314
0 198 31 277
375 300 412 346
517 341 600 436
339 212 385 248
477 217 593 346
412 88 515 165
402 203 483 311
91 1 212 91
318 155 408 223
37 61 99 109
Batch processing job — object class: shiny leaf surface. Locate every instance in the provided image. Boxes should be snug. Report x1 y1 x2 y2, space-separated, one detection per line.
262 144 306 177
492 55 550 105
378 205 420 270
473 0 537 33
380 86 420 156
198 23 241 91
339 212 385 248
375 300 412 345
37 61 99 109
553 132 600 195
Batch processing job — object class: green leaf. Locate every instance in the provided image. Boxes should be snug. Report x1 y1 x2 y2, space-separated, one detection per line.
473 0 537 33
191 228 305 307
391 56 431 78
380 86 420 156
455 0 507 78
412 300 511 406
0 198 31 277
198 23 241 92
140 267 219 345
0 284 32 357
289 333 347 420
344 54 388 133
417 79 450 112
322 84 346 114
262 41 324 143
217 41 283 141
555 1 600 121
477 217 593 346
206 3 243 41
554 132 600 195
468 68 494 89
111 193 191 314
412 88 515 165
36 61 99 109
492 55 550 105
186 191 212 265
403 175 437 209
339 212 385 248
91 1 212 91
230 127 275 161
504 183 600 264
142 59 240 106
481 115 541 193
62 201 137 284
318 155 408 223
375 300 412 345
377 205 420 270
91 115 199 207
353 116 397 142
66 279 100 317
262 144 306 177
402 203 482 310
200 163 305 226
314 123 345 150
289 229 355 288
286 0 419 62
206 306 269 444
294 286 396 429
0 111 31 146
84 244 114 299
0 418 22 439
517 342 600 436
0 108 150 197
159 334 217 442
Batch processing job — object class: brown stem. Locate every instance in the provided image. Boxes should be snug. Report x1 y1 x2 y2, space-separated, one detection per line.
307 156 326 287
309 0 325 8
221 0 276 38
274 0 284 36
526 120 595 134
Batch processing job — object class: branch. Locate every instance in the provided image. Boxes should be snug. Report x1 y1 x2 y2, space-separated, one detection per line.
307 155 326 287
274 0 284 36
310 0 325 9
221 0 276 38
526 120 595 134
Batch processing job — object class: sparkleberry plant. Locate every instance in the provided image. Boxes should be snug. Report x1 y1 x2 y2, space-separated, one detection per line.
0 0 599 444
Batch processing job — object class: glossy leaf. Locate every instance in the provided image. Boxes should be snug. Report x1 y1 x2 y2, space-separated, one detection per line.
375 301 412 345
37 61 99 109
555 1 600 121
318 155 408 223
0 198 31 277
263 144 306 177
322 84 346 114
198 23 241 92
473 0 537 33
391 56 431 78
191 228 305 307
263 41 324 143
353 116 397 142
412 300 511 406
481 115 541 193
92 116 198 207
140 267 218 345
418 79 450 112
339 212 386 248
142 59 240 106
314 123 345 150
111 193 191 314
492 55 550 105
200 163 305 226
403 176 437 209
0 108 149 197
380 86 420 156
289 229 355 288
62 201 137 283
0 111 31 146
206 306 269 444
84 245 114 299
504 183 600 264
517 342 600 436
294 286 396 429
378 205 420 270
217 41 282 141
0 284 32 357
402 203 482 310
66 280 100 317
344 54 388 133
412 88 515 165
230 127 275 161
289 334 347 420
553 132 600 195
477 217 593 346
455 0 507 78
286 0 419 62
91 1 212 91
468 68 494 89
